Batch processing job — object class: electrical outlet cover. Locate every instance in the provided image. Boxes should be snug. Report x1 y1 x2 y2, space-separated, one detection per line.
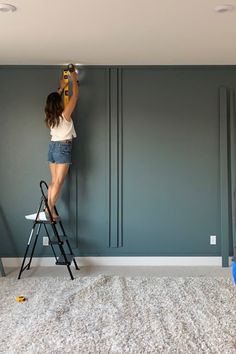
43 237 49 246
210 235 216 245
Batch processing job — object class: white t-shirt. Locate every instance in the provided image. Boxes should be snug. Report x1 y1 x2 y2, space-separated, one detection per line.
50 114 77 141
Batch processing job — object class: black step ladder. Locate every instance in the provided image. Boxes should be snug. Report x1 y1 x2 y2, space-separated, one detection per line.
18 180 79 280
0 258 5 277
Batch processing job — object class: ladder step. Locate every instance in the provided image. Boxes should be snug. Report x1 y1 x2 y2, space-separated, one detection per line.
35 220 60 224
56 254 74 265
25 212 60 223
49 236 68 245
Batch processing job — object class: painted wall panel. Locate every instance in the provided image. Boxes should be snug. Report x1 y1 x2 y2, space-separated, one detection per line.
121 69 220 255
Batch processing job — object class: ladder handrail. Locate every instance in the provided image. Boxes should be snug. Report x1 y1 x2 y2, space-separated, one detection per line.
40 180 60 218
40 180 48 199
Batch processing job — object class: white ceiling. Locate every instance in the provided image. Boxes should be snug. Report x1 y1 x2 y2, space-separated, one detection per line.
0 0 236 65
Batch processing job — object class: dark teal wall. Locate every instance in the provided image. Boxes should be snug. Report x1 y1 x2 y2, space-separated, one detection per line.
0 66 235 262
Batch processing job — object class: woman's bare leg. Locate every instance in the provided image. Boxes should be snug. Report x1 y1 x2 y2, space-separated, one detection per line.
48 163 69 218
48 162 57 214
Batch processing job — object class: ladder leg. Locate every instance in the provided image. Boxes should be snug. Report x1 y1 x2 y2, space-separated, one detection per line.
52 223 67 260
73 258 79 270
18 245 30 279
67 264 74 280
27 224 41 270
66 240 79 270
18 225 36 279
51 222 75 279
59 220 79 270
52 223 70 258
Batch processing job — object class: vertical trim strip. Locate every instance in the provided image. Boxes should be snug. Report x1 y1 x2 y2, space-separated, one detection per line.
219 87 229 267
107 68 112 247
75 166 79 248
116 68 119 246
118 68 123 247
107 67 123 248
108 68 119 247
68 167 78 248
230 89 236 253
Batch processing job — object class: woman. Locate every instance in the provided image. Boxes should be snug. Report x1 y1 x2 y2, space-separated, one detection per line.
44 70 79 220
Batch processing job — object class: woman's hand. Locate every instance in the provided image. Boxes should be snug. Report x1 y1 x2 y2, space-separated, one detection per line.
70 71 79 82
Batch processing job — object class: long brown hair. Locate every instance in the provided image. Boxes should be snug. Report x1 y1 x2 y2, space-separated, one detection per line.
44 92 63 128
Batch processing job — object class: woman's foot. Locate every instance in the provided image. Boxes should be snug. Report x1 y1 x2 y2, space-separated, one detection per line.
52 213 60 221
44 207 59 221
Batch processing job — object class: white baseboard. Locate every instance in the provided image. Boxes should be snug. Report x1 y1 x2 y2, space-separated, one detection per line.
2 256 223 267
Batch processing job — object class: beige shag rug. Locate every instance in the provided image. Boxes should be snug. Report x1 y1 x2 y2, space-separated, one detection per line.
0 275 235 354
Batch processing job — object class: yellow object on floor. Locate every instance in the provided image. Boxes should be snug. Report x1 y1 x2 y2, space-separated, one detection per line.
16 296 27 302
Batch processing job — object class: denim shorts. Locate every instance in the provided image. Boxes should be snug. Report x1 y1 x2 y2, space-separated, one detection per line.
48 140 72 164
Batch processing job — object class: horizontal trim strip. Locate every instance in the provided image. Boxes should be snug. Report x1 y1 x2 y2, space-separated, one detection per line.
2 257 223 267
1 65 236 69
